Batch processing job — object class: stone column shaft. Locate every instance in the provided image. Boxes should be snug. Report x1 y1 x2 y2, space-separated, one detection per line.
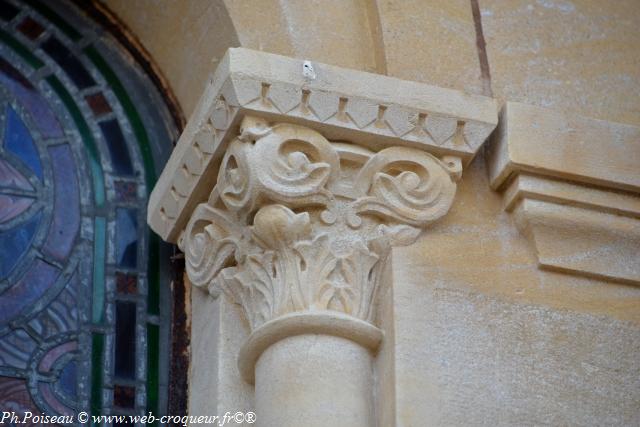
256 334 374 427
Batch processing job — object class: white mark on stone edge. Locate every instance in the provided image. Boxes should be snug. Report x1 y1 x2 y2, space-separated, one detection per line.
303 60 316 80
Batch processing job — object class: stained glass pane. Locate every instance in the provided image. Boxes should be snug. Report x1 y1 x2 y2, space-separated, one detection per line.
16 17 44 40
0 194 34 223
99 119 134 175
0 259 60 324
0 157 34 190
85 92 112 117
114 302 137 380
41 36 96 89
3 106 42 178
116 272 137 294
0 211 40 278
42 144 79 262
0 57 63 137
114 180 137 202
114 385 136 409
0 0 177 422
116 208 138 268
58 360 78 400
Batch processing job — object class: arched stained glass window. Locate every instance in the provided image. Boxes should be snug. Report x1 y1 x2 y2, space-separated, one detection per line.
0 0 179 422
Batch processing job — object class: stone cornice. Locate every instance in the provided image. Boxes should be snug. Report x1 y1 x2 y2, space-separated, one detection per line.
148 48 498 243
487 102 640 285
488 102 640 193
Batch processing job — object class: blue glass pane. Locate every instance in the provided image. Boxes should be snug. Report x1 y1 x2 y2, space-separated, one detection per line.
0 58 64 139
116 208 137 268
98 119 133 175
0 258 60 324
57 360 77 400
0 329 36 370
42 144 79 262
0 210 40 278
4 106 42 178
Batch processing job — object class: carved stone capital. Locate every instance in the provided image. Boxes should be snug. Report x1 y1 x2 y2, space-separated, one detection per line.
180 115 459 318
178 116 461 382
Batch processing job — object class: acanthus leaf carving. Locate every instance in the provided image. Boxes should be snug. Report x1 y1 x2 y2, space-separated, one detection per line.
181 116 460 330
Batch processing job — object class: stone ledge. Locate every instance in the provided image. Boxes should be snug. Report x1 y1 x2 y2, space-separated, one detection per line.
503 174 640 219
488 101 640 193
148 47 498 242
488 102 640 285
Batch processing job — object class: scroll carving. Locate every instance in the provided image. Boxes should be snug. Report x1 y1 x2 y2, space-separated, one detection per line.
179 116 460 330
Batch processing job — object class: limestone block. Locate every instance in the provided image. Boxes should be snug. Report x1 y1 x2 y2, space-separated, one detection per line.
375 0 484 95
104 0 240 117
487 101 640 285
502 174 640 218
481 0 640 126
223 0 380 74
488 102 640 193
513 198 640 285
384 152 640 425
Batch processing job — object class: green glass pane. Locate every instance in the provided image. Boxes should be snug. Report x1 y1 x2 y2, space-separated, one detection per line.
91 333 104 417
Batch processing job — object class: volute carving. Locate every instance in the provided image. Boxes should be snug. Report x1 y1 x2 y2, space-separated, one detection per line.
179 116 460 330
